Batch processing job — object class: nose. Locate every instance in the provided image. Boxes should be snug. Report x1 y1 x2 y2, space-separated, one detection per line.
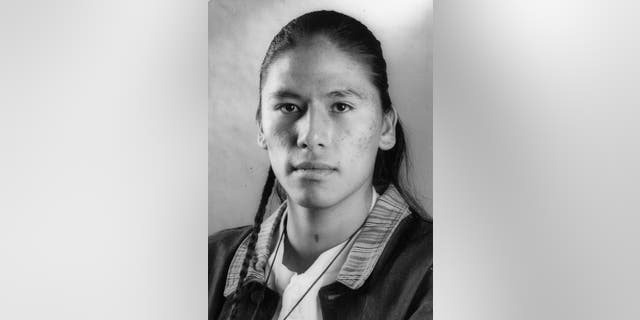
296 105 329 150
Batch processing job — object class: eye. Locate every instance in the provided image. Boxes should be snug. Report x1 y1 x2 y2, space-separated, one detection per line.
276 103 301 114
331 103 353 113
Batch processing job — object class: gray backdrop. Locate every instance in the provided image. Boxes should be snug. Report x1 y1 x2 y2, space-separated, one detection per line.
209 0 433 234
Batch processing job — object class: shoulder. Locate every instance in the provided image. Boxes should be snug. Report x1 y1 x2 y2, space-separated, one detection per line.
208 225 252 258
377 211 432 276
388 211 433 275
393 212 432 263
362 212 432 317
368 211 432 277
208 226 252 315
208 225 252 298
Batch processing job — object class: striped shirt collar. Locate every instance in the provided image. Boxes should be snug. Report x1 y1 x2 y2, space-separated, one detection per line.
223 185 411 297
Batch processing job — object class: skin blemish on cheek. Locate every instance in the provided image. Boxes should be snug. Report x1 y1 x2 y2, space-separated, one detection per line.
314 234 319 242
265 125 294 148
356 134 374 148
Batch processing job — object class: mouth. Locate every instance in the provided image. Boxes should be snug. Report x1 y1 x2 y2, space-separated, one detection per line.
290 161 337 174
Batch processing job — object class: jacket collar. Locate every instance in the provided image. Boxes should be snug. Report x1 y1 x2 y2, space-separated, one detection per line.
223 185 411 297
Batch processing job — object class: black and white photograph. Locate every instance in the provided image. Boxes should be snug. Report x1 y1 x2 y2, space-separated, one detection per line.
208 1 433 319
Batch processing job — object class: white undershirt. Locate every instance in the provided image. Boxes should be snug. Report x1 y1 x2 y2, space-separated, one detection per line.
266 188 379 320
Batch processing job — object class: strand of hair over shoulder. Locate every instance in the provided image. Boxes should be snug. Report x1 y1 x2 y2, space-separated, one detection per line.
228 167 276 319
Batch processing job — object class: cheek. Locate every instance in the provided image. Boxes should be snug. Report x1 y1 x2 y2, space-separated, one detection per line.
263 121 293 149
341 121 380 159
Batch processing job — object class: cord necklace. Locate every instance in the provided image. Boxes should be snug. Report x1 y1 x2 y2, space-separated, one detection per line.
279 218 366 320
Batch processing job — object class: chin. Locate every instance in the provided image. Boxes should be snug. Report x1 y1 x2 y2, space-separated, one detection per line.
288 189 338 209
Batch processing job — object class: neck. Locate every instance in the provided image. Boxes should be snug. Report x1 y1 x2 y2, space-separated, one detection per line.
283 183 373 273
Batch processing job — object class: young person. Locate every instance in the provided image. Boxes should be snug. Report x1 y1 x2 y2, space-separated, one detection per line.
209 10 432 320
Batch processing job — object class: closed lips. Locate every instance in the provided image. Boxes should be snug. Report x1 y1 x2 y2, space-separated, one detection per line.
293 162 336 170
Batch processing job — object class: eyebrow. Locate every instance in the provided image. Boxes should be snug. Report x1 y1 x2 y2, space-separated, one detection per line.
326 89 364 99
269 90 303 100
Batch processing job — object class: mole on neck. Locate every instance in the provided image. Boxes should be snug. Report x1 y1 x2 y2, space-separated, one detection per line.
281 184 373 272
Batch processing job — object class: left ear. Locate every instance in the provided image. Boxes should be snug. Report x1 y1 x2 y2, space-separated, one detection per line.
378 107 398 150
257 130 267 149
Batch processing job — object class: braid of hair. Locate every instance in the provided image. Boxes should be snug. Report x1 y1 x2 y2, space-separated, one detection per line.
228 166 276 320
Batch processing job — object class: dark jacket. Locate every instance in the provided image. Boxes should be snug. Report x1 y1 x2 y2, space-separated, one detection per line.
209 187 432 320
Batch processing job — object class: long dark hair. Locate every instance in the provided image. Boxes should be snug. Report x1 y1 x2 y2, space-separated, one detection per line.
228 10 428 318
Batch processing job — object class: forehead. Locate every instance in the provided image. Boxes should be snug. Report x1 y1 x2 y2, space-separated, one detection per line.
261 37 377 99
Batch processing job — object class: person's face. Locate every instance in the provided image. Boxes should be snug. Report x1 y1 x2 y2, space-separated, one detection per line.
258 36 397 209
